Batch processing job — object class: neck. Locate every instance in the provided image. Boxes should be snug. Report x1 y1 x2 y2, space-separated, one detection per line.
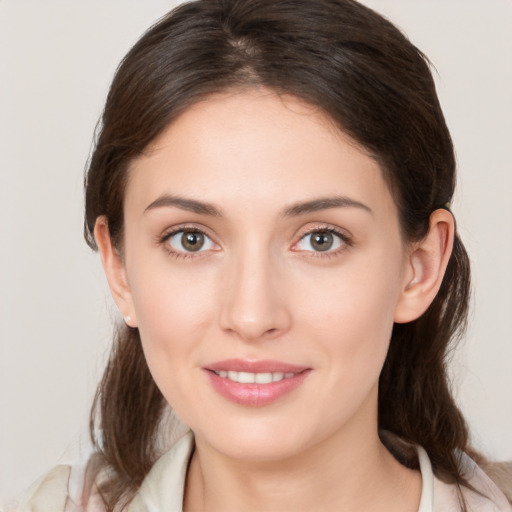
183 399 421 512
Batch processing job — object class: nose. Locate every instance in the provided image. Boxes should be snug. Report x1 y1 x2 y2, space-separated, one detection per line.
219 245 291 341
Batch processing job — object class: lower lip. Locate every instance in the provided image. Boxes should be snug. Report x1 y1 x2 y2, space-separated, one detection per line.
204 370 311 406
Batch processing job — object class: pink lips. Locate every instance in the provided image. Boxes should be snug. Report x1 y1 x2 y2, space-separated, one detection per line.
203 359 311 407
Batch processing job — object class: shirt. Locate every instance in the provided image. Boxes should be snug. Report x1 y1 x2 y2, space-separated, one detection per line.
15 431 512 512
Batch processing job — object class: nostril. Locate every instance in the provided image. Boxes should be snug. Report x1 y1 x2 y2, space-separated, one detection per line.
218 283 292 340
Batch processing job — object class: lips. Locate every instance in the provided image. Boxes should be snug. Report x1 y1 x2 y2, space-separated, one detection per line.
206 359 308 373
203 359 311 406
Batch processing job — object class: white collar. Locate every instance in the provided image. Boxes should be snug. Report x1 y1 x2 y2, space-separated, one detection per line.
128 431 194 512
127 431 510 512
417 444 434 512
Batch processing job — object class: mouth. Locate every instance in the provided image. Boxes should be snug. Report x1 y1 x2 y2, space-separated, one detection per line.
203 359 311 406
211 370 298 384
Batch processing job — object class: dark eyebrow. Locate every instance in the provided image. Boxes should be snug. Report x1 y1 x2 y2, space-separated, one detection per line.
282 196 372 217
144 194 371 217
144 195 223 216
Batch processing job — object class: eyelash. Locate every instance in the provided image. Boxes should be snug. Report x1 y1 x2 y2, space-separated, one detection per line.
158 225 352 261
295 227 352 260
158 225 213 261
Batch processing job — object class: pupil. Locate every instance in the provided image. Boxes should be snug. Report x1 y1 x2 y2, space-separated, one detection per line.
312 232 333 251
182 232 204 252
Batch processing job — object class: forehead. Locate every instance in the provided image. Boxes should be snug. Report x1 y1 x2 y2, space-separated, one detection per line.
125 89 397 221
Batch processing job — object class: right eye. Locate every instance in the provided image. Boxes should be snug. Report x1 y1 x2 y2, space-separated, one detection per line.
295 230 345 253
165 229 216 254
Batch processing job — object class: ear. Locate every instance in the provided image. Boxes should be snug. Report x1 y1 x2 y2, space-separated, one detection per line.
394 209 454 324
94 216 138 328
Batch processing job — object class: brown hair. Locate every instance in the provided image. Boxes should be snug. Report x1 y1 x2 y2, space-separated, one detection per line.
85 0 472 509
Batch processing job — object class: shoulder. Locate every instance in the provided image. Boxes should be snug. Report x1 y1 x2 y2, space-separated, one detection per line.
15 465 71 512
14 454 106 512
448 453 512 512
382 431 511 512
14 433 194 512
418 447 512 512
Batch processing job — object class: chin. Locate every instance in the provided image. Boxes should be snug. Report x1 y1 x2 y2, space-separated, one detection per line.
215 433 306 462
190 413 324 462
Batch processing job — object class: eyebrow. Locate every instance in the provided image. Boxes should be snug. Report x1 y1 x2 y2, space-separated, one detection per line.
144 195 223 216
144 194 372 217
282 196 372 217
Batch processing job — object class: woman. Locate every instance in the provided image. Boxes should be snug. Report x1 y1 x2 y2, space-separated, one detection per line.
17 0 512 511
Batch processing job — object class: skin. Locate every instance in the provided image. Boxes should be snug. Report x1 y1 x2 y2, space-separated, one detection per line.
96 88 454 512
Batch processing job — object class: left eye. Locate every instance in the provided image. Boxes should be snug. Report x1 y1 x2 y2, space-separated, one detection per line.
166 230 216 253
295 230 344 252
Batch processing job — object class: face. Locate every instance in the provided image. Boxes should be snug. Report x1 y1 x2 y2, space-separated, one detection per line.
117 89 413 461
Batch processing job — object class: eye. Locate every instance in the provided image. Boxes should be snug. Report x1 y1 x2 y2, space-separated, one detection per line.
165 229 216 254
294 229 346 253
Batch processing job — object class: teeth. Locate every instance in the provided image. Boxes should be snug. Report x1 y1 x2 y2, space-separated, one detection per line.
215 371 297 383
238 371 255 384
255 373 272 384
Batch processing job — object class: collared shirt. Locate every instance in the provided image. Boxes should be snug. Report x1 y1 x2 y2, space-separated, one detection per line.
16 431 512 512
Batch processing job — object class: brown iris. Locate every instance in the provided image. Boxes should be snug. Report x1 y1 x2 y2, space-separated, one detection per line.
181 231 205 252
310 231 334 252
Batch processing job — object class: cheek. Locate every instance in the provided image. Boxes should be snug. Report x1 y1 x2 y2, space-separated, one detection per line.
128 258 217 368
128 262 222 423
297 251 403 376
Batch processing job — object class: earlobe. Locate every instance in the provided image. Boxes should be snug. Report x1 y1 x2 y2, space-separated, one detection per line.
94 217 137 328
394 209 454 324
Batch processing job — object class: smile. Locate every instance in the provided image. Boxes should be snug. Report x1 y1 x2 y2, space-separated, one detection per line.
204 359 311 406
213 370 297 384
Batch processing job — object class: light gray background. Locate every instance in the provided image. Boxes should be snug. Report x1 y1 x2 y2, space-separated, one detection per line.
1 0 511 505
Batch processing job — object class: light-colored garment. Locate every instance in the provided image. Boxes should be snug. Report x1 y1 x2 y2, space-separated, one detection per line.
16 431 512 512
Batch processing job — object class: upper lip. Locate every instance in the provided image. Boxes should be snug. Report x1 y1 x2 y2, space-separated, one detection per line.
204 359 309 374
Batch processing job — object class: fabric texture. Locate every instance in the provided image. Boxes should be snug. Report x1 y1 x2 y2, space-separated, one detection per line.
15 431 512 512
